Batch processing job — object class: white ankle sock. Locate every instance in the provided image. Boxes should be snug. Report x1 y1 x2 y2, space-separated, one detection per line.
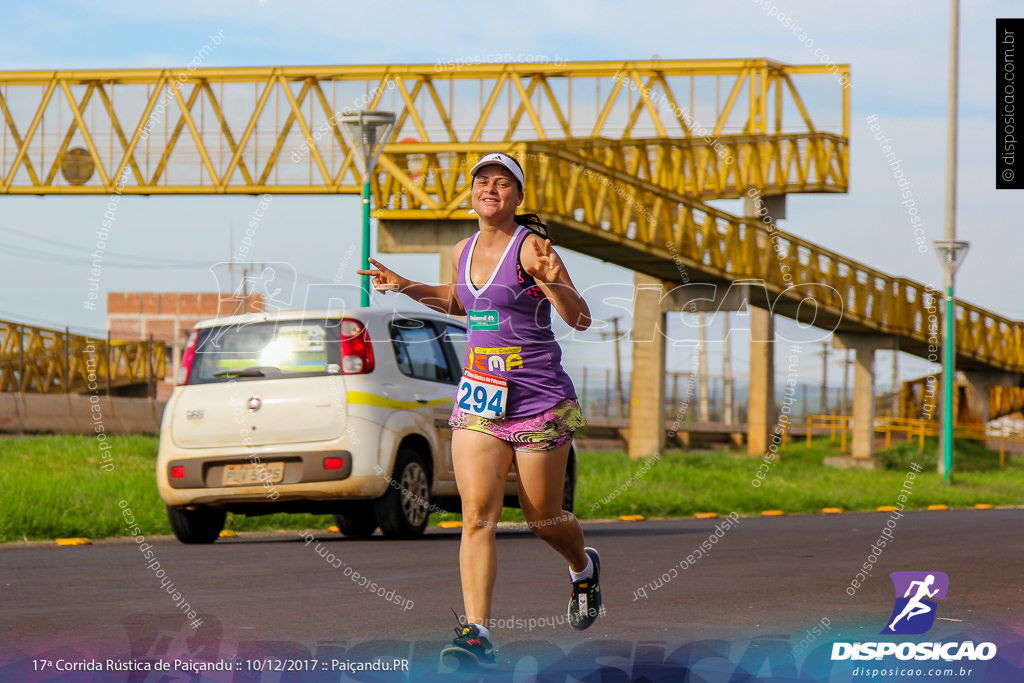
569 555 593 582
471 623 491 640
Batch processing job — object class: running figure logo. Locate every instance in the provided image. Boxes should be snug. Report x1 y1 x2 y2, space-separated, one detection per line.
881 571 949 635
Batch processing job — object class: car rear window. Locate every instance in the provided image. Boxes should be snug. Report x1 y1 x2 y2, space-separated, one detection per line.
390 318 457 384
188 319 342 384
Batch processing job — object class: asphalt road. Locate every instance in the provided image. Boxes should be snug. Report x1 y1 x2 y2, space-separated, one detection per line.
1 510 1022 681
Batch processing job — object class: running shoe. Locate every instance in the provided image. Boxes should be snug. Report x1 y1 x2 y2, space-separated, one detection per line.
439 624 496 668
568 547 602 630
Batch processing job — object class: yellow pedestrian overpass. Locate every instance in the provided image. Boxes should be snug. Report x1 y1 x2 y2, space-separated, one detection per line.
0 59 1020 456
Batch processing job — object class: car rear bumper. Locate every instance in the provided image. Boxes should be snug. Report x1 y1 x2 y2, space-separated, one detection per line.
160 474 390 508
165 450 353 489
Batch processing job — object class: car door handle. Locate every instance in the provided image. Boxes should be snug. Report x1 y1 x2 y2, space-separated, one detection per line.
414 394 430 404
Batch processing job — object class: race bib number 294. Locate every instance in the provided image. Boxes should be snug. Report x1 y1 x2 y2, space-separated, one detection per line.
457 368 508 419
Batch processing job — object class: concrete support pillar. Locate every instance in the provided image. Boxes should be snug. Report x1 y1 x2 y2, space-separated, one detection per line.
747 306 775 455
744 192 782 456
628 272 668 460
834 334 888 459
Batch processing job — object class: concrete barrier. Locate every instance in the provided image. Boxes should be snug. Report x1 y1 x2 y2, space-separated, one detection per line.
0 394 166 435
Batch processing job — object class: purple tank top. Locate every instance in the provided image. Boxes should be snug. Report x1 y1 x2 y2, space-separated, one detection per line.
455 226 577 417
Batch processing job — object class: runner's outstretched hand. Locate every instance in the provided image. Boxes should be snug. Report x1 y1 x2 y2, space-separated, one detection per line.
524 238 562 284
357 258 403 293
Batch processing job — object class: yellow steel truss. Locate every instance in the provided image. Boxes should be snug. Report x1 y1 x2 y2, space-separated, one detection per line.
378 143 1021 373
989 386 1024 421
0 60 844 193
0 322 166 394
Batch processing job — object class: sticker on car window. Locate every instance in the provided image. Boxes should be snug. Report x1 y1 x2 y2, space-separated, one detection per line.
276 324 326 351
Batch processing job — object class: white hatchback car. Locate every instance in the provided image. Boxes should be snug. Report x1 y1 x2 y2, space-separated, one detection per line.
156 308 577 543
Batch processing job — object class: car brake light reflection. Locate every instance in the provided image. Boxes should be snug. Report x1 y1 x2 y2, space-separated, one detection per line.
340 319 374 374
177 329 200 385
323 457 344 470
170 466 186 479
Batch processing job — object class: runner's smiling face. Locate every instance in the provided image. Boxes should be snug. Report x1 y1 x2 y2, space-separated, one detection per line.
471 165 523 222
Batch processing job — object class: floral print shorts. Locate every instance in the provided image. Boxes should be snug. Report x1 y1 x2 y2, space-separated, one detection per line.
449 398 586 452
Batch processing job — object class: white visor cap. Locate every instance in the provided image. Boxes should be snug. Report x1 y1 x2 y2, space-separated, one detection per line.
469 153 525 190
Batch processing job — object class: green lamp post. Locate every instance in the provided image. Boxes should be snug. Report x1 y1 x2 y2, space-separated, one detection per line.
934 0 969 483
339 110 396 307
934 240 968 483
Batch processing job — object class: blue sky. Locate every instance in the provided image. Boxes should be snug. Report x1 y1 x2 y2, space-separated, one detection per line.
0 0 1019 396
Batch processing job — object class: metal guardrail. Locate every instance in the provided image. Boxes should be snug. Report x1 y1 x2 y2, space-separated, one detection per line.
801 414 1024 466
0 321 166 395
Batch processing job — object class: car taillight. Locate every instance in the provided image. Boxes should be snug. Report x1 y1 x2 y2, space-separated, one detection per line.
323 457 344 470
340 319 374 374
177 329 200 385
170 466 186 479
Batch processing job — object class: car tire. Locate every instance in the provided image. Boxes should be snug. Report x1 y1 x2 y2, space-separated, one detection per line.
562 448 576 513
375 448 431 539
332 502 378 538
167 505 226 544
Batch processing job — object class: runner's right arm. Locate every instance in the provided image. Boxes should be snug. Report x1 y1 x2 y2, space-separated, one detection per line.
358 241 467 316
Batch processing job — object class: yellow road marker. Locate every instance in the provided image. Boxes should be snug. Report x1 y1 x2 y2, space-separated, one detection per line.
438 521 463 529
928 504 949 511
619 515 645 521
822 507 843 514
974 504 993 510
56 538 91 546
877 505 897 512
219 530 237 537
327 525 340 533
694 512 719 519
761 510 785 516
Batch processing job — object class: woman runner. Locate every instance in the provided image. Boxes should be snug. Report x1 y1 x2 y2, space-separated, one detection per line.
358 152 602 666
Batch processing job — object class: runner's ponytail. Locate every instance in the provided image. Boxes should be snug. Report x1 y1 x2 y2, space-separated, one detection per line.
514 213 552 243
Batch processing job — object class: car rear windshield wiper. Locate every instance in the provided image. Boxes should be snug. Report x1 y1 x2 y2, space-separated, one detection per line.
213 367 268 378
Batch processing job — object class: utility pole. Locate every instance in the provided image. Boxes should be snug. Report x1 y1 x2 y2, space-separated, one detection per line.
723 312 734 425
672 371 680 414
581 366 587 413
599 317 626 419
819 342 830 414
698 312 709 422
612 316 624 418
227 261 263 314
604 368 611 419
892 340 900 417
840 349 852 416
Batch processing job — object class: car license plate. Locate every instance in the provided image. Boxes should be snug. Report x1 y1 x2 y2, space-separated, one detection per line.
222 461 285 486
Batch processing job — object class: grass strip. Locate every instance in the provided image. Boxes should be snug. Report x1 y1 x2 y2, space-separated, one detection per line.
1 435 1020 543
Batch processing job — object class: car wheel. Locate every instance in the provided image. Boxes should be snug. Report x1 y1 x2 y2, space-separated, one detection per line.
375 448 431 539
166 505 226 544
332 502 378 538
562 449 576 513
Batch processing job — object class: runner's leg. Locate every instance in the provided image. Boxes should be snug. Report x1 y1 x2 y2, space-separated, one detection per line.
514 442 588 571
453 428 515 628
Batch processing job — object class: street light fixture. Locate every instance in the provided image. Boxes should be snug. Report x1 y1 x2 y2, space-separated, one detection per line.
934 240 968 482
338 110 396 307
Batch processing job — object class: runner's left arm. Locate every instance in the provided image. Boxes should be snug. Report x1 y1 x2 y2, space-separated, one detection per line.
523 236 591 331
